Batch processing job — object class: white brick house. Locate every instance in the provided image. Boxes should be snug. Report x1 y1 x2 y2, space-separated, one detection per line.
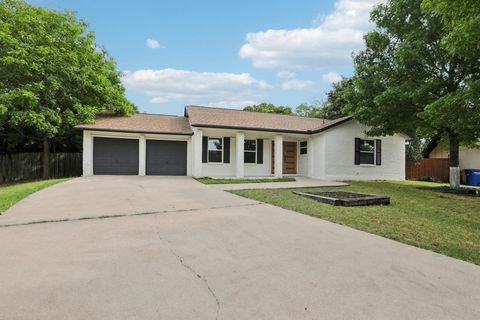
76 105 408 180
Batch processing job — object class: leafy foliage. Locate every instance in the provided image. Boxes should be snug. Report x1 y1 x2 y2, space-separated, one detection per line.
295 102 323 118
0 0 136 153
344 0 480 187
406 137 425 163
295 78 352 119
422 0 480 61
243 103 293 115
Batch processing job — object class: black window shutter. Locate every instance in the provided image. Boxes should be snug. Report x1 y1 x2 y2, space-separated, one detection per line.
202 136 208 163
354 138 361 165
257 139 263 164
376 139 382 166
224 137 230 163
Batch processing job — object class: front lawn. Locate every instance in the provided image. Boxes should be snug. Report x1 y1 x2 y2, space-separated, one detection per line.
196 177 296 184
0 178 71 214
230 180 480 265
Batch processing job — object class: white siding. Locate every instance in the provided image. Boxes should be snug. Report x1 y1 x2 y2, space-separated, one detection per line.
199 128 273 178
245 140 272 177
311 121 406 181
460 149 480 170
430 145 480 170
297 140 309 177
201 136 236 177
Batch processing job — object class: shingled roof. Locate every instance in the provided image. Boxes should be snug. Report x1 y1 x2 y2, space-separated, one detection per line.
185 105 352 134
76 106 353 135
75 113 193 135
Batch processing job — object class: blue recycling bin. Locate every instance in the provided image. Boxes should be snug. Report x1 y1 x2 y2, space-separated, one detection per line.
464 169 480 186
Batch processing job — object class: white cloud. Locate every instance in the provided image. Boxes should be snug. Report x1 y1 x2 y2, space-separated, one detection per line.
281 79 314 90
277 70 296 79
122 68 271 107
146 38 160 49
239 0 384 69
322 72 342 84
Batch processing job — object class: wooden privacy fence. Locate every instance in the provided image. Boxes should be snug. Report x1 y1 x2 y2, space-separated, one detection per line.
0 153 82 184
406 158 450 182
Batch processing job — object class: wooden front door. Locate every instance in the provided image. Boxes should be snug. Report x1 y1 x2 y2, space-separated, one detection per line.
272 141 297 174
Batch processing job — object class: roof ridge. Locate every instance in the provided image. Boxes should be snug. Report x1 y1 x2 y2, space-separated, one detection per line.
137 112 186 118
185 105 329 121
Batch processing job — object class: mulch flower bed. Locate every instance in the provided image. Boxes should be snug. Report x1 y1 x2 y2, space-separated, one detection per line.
294 191 390 206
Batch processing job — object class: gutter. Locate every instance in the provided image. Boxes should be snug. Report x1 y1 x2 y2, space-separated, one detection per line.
190 116 355 135
74 127 194 136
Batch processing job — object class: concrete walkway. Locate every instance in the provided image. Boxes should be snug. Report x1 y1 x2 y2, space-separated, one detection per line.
213 176 347 190
0 176 479 319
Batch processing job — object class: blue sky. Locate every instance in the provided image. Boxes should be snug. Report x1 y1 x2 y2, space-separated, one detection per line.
31 0 382 115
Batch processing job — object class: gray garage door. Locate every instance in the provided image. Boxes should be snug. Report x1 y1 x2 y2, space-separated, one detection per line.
146 140 187 176
93 137 139 175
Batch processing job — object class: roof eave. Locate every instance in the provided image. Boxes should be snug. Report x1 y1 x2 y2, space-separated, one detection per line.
74 127 193 136
190 124 309 135
309 116 354 134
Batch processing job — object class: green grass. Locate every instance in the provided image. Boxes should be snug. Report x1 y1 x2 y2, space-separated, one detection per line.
0 178 71 214
195 177 296 184
230 180 480 265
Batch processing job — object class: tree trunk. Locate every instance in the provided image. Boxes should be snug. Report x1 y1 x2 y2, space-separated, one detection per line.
43 136 50 179
448 131 460 188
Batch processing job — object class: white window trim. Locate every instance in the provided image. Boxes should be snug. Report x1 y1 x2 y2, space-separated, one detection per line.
207 137 223 164
244 139 257 165
359 138 376 166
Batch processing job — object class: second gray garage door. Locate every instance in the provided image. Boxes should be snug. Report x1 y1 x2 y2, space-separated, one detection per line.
146 140 187 175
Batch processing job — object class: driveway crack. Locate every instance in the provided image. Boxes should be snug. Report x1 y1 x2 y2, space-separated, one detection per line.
0 202 261 228
156 227 221 320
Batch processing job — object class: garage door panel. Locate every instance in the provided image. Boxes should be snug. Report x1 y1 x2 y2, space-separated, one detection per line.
93 137 139 175
146 140 187 175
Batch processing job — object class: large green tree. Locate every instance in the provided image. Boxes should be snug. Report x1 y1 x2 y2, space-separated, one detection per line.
0 0 136 178
346 0 480 188
244 102 293 114
422 0 480 61
296 78 353 119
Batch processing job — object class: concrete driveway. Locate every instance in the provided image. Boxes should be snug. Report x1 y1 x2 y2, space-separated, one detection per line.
0 176 479 319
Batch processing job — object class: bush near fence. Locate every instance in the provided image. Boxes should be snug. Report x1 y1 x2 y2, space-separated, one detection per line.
0 153 82 184
406 158 450 182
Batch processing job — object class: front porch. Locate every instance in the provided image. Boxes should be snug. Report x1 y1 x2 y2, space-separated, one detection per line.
192 128 315 179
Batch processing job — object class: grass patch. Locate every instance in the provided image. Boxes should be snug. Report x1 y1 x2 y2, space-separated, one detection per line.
0 178 71 214
196 177 296 184
230 180 480 265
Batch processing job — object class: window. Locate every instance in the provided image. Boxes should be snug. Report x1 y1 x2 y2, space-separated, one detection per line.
300 141 308 155
244 139 256 164
208 138 223 163
359 139 375 165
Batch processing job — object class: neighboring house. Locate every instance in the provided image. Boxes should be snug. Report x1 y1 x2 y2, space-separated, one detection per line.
75 105 408 180
424 137 480 170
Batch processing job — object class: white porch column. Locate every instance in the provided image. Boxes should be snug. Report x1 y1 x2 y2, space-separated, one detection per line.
236 132 245 178
82 131 93 176
307 137 314 178
193 129 203 177
186 139 192 176
138 135 146 176
274 135 283 178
